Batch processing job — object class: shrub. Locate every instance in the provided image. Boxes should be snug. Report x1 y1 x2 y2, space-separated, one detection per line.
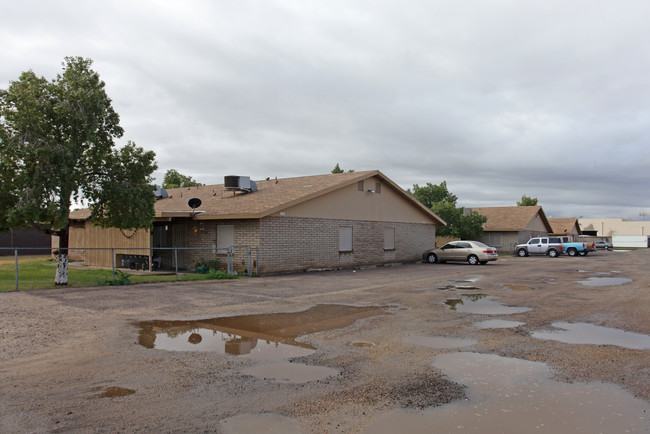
105 270 133 286
208 269 237 280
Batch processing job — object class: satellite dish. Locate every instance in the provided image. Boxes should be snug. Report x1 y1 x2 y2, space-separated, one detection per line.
188 198 202 210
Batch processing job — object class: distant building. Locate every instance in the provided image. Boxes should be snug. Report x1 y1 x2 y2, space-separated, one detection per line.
579 218 650 237
548 218 582 240
470 206 552 253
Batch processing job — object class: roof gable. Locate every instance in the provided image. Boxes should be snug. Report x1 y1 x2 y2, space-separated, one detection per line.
548 218 582 236
148 170 444 225
473 206 553 233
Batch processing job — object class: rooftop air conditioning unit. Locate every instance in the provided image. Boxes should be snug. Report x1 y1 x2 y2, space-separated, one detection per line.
153 186 169 199
224 175 257 192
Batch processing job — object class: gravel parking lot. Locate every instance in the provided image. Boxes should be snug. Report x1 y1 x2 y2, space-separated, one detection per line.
1 249 649 432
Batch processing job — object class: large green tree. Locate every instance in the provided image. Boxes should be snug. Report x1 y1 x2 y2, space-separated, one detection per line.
0 57 157 285
410 181 486 239
517 195 538 206
409 181 458 209
162 169 203 189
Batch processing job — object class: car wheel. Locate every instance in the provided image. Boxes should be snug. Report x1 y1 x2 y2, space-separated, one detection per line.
548 249 559 258
517 249 528 257
426 253 438 263
468 255 479 265
579 251 587 256
567 248 577 256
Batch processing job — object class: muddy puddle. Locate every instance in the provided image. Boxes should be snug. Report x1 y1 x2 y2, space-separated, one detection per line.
474 319 525 329
444 295 531 315
95 386 136 398
435 275 484 291
241 362 339 383
364 352 649 433
532 322 650 349
220 413 301 433
404 336 476 349
577 276 632 287
136 304 387 359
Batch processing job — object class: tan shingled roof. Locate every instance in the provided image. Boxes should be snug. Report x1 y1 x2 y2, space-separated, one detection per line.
548 218 581 236
71 170 445 225
473 206 552 232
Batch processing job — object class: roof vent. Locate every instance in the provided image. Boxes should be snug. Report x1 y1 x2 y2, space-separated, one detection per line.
224 175 257 193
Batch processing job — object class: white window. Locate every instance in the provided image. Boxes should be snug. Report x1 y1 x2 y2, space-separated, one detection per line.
339 227 353 252
217 225 235 250
384 228 395 250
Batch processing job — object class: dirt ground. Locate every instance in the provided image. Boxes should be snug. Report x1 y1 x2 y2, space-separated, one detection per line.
1 249 649 433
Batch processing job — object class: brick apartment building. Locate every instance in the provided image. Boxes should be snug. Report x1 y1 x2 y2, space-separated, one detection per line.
68 170 445 274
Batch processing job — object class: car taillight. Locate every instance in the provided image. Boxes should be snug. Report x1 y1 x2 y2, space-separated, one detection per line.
483 250 497 254
559 245 564 250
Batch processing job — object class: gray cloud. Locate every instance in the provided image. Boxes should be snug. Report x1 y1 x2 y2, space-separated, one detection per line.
2 0 649 219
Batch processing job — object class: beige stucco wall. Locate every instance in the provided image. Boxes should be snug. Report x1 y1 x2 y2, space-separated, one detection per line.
274 176 436 224
579 218 650 236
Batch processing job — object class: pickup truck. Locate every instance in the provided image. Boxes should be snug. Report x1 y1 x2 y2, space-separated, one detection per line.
562 241 590 256
514 237 564 257
561 237 596 256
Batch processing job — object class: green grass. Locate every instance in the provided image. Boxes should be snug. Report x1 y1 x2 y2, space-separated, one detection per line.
0 256 239 292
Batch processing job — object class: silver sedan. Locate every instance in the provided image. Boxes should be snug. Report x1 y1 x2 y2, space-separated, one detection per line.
423 240 499 265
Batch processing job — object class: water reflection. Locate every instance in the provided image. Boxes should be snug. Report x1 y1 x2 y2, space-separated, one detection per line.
474 319 525 329
444 295 531 314
577 277 632 287
364 352 650 433
136 304 387 359
532 322 650 349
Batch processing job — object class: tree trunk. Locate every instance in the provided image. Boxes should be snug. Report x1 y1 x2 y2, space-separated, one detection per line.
55 227 69 286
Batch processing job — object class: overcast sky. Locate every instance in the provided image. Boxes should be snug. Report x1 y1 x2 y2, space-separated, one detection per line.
2 1 649 219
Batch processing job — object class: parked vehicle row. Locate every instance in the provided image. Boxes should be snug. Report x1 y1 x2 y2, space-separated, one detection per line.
422 237 608 266
514 237 597 258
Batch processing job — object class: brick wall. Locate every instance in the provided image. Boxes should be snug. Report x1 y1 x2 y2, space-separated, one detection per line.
258 216 436 274
175 219 260 271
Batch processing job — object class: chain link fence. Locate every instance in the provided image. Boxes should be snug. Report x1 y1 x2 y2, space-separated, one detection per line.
0 246 258 292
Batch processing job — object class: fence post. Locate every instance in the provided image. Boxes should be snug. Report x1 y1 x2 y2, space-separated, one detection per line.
111 248 115 283
14 249 19 291
227 247 232 275
174 248 179 281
